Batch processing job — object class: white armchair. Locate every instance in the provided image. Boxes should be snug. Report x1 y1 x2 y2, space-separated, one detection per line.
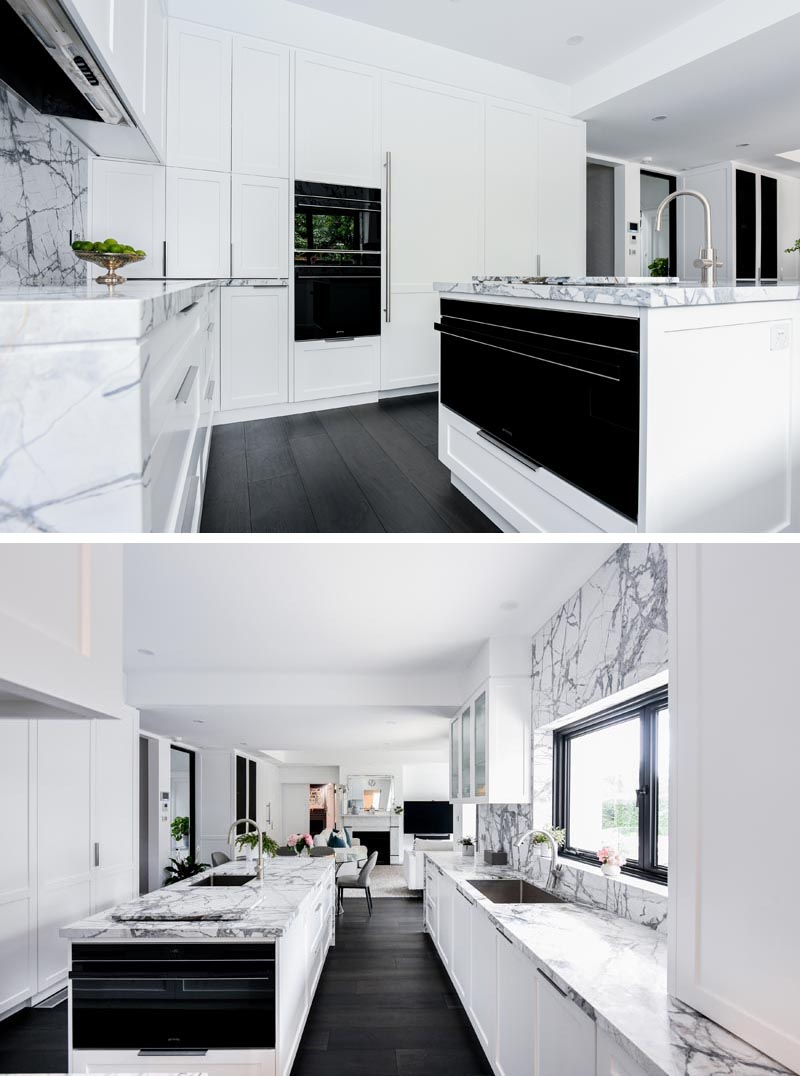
314 828 367 865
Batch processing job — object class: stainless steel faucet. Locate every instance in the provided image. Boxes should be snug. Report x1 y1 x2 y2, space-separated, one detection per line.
516 829 561 889
227 818 265 881
655 189 721 287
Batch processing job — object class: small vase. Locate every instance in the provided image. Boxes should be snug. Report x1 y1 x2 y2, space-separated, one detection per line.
462 845 474 857
601 863 621 877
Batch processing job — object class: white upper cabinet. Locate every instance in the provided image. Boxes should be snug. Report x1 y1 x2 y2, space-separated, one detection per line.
167 20 232 172
295 52 380 187
485 100 539 276
107 0 147 118
166 168 231 277
142 0 167 158
220 287 289 411
538 114 586 277
89 158 165 278
536 972 596 1076
232 36 290 178
232 175 289 278
450 678 529 805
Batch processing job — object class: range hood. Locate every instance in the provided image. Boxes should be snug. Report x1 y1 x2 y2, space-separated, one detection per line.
0 0 131 126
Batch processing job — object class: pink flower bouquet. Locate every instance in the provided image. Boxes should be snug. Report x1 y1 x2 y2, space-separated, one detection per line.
597 846 623 870
287 833 313 854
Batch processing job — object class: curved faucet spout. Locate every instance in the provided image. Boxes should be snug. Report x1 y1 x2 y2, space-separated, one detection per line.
515 828 561 890
227 817 265 881
655 188 719 286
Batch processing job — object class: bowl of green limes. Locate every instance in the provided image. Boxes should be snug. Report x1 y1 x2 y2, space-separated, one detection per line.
72 238 148 287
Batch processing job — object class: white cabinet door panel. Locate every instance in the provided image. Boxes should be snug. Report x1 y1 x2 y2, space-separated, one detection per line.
469 903 496 1057
166 168 231 278
486 101 538 276
0 720 33 1013
294 337 379 402
295 53 380 187
538 115 586 277
233 37 289 178
437 871 454 971
221 288 289 411
72 1048 275 1075
37 721 92 886
232 176 289 278
89 158 165 278
108 0 146 116
495 930 536 1076
0 897 33 1012
38 878 92 992
167 20 231 171
380 291 439 390
596 1028 650 1076
142 0 166 157
93 715 135 875
536 972 595 1076
451 887 472 1004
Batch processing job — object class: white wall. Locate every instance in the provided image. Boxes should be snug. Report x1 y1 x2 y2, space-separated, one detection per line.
166 0 570 114
402 761 449 800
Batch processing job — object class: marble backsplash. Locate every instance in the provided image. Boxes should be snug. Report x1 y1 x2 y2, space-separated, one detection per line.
0 82 87 286
478 543 669 930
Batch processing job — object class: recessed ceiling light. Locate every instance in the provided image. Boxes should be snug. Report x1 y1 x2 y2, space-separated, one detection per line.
499 600 519 612
651 115 668 122
566 35 584 46
137 648 155 656
641 156 653 164
736 143 750 148
386 720 398 726
239 742 248 746
192 719 205 725
175 736 183 741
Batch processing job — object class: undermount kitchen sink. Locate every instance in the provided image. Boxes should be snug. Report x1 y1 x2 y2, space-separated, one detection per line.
467 879 564 904
191 874 257 887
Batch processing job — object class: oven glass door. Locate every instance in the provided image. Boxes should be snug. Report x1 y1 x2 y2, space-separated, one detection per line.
438 311 640 521
71 975 276 1050
295 204 381 257
295 270 382 341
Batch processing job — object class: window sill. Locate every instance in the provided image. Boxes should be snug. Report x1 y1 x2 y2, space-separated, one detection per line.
559 857 668 898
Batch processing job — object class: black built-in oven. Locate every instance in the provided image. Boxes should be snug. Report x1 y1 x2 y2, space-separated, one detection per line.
294 181 382 341
436 300 640 521
70 942 275 1052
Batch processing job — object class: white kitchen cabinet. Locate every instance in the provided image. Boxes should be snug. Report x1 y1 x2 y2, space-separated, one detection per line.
232 175 289 278
485 100 539 276
167 20 232 172
381 73 484 390
495 928 536 1076
295 52 380 187
142 0 167 158
107 0 146 120
436 869 455 972
536 971 596 1076
538 114 586 277
0 721 34 1014
36 720 93 995
450 677 529 804
294 337 380 402
89 158 165 278
220 287 289 411
72 1050 275 1076
166 168 231 277
596 1028 650 1076
451 886 473 1004
91 712 137 912
469 900 497 1059
424 858 438 941
233 36 290 178
669 545 800 1072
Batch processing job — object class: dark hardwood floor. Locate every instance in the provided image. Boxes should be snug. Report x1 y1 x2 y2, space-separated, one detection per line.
0 1001 67 1073
293 896 492 1076
200 393 499 533
0 901 490 1076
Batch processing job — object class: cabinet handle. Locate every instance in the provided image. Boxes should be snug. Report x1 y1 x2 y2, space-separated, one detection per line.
458 888 475 906
537 968 569 1000
94 842 100 867
204 378 216 402
139 1050 208 1057
537 253 541 276
163 241 167 277
323 336 355 343
384 150 392 323
206 322 215 334
175 365 199 404
179 300 198 315
496 927 513 944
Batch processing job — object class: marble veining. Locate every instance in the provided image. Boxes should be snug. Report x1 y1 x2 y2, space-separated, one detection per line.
479 544 669 930
61 858 334 940
435 277 800 308
428 853 792 1076
0 83 87 287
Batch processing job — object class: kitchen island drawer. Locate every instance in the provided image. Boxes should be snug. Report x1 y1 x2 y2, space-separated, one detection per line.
72 1048 276 1075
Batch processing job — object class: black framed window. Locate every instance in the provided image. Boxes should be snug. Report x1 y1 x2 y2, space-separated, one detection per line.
553 686 668 883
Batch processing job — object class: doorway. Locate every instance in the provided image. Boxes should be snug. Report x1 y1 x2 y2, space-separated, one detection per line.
586 162 616 276
640 171 677 277
138 736 150 894
282 783 311 840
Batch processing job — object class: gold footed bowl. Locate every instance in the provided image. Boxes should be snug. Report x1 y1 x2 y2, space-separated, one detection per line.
74 250 145 287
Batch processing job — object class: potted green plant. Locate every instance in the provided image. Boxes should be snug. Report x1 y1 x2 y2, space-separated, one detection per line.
163 854 209 886
648 257 669 278
235 831 280 865
170 815 190 849
459 836 475 858
785 239 800 255
531 826 566 852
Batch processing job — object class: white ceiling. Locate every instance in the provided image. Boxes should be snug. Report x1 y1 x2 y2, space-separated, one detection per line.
283 0 725 83
580 14 800 176
125 542 616 752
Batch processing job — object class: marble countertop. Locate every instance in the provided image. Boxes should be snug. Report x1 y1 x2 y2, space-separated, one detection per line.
435 276 800 309
0 279 218 347
427 853 791 1076
60 858 334 940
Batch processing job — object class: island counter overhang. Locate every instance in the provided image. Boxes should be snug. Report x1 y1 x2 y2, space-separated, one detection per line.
434 279 800 534
59 858 336 1076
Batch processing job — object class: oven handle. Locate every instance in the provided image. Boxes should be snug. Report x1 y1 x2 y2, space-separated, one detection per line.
295 203 381 213
434 324 621 383
294 274 381 280
385 150 392 324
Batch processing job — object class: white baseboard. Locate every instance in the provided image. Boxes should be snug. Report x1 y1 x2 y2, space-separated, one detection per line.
213 384 438 427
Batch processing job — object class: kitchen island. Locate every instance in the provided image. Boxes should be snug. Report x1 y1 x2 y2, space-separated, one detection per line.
60 858 335 1076
435 277 800 533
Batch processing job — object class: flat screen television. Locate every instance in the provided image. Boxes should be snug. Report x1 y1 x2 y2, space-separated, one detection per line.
403 800 453 835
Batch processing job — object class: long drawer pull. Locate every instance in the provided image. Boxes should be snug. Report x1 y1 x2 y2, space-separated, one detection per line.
477 429 542 473
458 889 475 906
206 322 215 334
179 300 198 315
175 365 199 404
496 927 513 944
442 312 639 356
434 325 621 383
204 378 216 402
537 968 572 1003
139 1049 208 1057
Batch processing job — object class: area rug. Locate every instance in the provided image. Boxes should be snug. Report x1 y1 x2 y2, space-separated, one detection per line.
339 864 420 899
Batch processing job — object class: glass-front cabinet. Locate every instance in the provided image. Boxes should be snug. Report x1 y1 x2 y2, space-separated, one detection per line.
449 678 529 805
